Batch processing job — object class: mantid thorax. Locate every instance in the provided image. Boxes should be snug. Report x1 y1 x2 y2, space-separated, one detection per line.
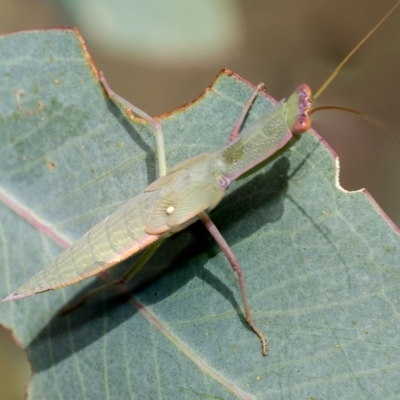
216 84 312 183
285 84 312 134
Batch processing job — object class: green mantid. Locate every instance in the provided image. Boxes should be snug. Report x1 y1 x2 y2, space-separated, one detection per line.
2 1 400 357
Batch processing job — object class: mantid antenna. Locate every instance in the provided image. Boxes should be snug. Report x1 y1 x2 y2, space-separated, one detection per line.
313 0 400 101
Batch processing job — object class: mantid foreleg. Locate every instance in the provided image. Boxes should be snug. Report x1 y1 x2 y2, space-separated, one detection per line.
227 82 266 144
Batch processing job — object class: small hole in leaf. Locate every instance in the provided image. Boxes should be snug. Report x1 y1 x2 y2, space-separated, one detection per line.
0 325 31 400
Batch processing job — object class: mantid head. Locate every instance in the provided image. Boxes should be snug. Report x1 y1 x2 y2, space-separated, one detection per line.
285 84 312 134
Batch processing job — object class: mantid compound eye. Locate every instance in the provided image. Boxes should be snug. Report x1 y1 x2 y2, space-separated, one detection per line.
291 115 311 134
291 84 312 134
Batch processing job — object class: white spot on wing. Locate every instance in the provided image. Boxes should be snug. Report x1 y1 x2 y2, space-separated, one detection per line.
166 206 175 215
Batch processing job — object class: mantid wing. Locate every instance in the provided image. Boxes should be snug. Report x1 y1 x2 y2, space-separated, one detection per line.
2 191 165 301
145 153 226 235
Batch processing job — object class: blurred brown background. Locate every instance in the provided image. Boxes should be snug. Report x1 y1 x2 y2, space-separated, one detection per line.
1 0 399 398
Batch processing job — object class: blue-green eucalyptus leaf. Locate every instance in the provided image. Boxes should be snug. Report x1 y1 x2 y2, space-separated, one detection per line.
1 29 400 400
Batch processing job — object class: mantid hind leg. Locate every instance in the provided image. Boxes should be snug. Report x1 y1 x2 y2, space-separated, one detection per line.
59 239 165 316
199 212 268 356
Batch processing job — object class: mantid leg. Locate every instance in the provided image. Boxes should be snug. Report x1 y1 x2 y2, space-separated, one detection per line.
227 83 266 145
99 72 167 177
61 75 169 315
60 239 166 316
199 212 268 356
